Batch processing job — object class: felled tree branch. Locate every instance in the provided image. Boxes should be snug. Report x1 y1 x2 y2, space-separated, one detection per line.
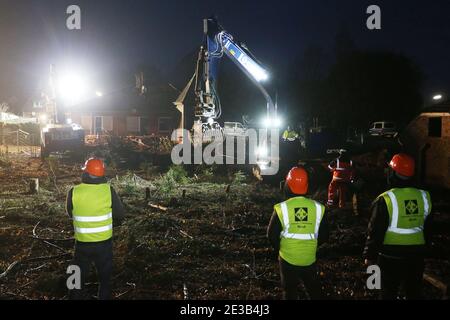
31 221 73 251
0 253 71 280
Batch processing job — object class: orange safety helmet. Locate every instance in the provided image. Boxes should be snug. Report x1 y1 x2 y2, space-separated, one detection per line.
389 153 415 178
82 158 105 177
286 166 308 195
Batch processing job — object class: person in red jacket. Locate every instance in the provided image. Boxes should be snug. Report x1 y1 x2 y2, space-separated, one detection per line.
327 150 355 209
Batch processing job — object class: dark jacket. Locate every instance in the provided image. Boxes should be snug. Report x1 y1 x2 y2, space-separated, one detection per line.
66 173 125 226
363 190 433 261
267 201 330 253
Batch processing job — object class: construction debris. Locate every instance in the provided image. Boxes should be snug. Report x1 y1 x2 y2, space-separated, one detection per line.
110 136 175 155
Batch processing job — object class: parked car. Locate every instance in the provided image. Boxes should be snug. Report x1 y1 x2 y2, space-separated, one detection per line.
223 122 247 137
369 121 398 138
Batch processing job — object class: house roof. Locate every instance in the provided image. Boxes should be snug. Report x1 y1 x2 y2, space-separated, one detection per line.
73 88 147 113
70 87 179 116
422 99 450 113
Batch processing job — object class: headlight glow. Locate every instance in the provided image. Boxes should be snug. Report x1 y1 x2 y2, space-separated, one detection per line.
261 116 282 128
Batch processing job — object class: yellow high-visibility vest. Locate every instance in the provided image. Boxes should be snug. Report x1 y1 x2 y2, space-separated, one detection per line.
274 196 325 266
72 183 113 242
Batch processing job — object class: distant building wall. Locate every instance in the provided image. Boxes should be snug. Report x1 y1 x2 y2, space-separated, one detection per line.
67 111 179 137
403 112 450 189
113 116 126 136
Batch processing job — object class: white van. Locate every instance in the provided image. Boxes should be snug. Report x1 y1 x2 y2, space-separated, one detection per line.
369 121 398 138
223 122 247 137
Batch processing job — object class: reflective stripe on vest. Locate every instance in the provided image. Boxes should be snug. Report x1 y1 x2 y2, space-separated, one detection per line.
279 201 322 240
72 183 113 242
381 188 430 246
75 224 113 234
73 212 112 223
275 197 325 266
386 191 429 235
420 190 431 219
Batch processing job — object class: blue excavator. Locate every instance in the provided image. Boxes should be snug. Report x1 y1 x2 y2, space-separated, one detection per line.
174 17 284 177
193 17 279 135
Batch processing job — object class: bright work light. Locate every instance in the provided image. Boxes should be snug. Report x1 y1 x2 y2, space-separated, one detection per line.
57 71 89 106
261 116 282 128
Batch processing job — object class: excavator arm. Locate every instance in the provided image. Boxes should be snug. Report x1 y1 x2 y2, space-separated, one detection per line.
194 17 277 130
189 17 280 176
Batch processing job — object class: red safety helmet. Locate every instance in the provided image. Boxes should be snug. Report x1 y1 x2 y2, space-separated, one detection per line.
389 153 415 178
286 166 308 195
82 158 105 177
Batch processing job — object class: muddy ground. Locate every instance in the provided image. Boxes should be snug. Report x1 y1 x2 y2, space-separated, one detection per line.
0 152 448 300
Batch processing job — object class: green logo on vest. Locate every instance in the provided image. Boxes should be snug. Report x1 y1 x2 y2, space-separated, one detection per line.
294 207 308 221
405 200 418 215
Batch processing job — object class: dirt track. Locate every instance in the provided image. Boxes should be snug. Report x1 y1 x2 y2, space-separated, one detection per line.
0 154 448 300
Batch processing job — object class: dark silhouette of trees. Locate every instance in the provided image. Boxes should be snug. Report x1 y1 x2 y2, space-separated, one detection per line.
286 44 328 124
287 34 424 132
325 50 424 129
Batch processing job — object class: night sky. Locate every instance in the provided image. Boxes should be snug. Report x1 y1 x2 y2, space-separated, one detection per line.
1 0 449 109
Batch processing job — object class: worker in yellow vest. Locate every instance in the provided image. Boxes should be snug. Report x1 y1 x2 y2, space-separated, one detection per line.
282 125 299 142
267 166 330 299
66 158 124 300
363 153 433 299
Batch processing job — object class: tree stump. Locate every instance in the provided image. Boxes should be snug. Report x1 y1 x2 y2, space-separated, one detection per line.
29 178 39 194
352 193 359 216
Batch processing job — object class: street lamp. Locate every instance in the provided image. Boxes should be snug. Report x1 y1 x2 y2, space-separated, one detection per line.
432 94 443 101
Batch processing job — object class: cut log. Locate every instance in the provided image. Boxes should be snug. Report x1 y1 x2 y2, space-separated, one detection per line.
149 203 168 212
352 193 359 216
423 273 447 297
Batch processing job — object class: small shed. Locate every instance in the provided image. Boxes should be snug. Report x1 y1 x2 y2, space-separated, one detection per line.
401 100 450 189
